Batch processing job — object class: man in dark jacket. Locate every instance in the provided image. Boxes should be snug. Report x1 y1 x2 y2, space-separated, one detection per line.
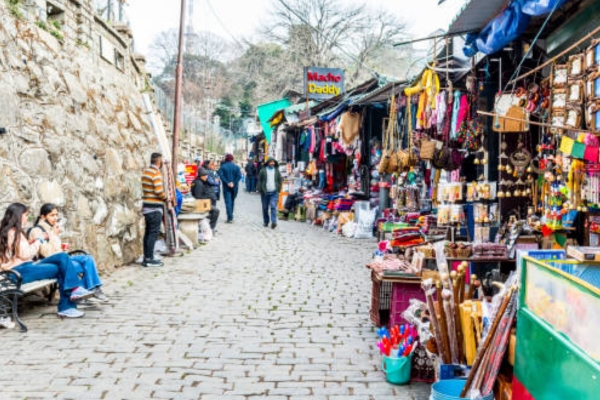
244 159 258 193
218 154 242 223
191 168 220 231
258 157 283 229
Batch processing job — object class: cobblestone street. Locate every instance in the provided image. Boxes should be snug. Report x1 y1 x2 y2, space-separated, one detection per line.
0 192 430 400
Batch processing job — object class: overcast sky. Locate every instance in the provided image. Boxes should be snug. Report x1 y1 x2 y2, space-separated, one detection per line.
126 0 468 57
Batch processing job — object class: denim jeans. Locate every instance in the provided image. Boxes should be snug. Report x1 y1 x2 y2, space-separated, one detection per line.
71 254 102 291
143 210 163 261
246 176 257 192
223 187 237 221
261 192 279 225
13 252 83 312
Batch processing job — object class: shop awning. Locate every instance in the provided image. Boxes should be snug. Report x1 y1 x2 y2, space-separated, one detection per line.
447 0 509 35
256 98 293 143
353 81 408 105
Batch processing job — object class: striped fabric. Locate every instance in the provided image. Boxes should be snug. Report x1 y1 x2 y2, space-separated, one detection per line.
141 165 167 205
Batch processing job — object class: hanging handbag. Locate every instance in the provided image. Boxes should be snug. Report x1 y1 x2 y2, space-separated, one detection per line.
380 95 401 174
419 138 437 160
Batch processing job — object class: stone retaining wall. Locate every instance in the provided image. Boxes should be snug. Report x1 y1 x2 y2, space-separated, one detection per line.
0 0 163 273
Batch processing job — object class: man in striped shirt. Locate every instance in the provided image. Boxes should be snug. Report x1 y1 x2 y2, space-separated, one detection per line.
141 152 169 267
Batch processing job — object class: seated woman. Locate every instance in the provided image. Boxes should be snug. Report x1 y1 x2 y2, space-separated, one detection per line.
0 203 93 318
28 203 108 302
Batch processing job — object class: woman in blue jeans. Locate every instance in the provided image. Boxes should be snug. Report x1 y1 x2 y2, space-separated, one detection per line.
0 203 93 318
28 204 108 302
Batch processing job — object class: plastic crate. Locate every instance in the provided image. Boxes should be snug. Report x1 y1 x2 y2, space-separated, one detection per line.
388 280 427 328
369 272 392 327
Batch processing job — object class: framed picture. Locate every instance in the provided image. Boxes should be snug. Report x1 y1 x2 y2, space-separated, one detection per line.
568 81 584 103
552 90 567 110
551 111 565 134
552 64 568 87
568 54 584 79
565 107 582 129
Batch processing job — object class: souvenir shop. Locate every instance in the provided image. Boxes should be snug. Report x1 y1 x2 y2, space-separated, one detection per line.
263 0 600 398
358 1 600 399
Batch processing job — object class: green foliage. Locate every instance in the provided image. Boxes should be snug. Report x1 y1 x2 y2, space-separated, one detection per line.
6 0 24 20
35 20 47 31
51 20 61 30
50 29 63 42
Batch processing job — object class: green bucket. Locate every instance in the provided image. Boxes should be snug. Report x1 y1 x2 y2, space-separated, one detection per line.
382 354 413 385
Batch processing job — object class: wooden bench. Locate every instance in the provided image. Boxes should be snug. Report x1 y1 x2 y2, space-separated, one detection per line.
0 270 57 332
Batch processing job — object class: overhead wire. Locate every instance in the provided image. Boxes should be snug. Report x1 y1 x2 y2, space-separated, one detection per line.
500 1 562 95
203 0 247 51
275 0 381 79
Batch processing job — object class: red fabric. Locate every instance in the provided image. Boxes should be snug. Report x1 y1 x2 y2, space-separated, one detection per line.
512 376 535 400
455 94 469 134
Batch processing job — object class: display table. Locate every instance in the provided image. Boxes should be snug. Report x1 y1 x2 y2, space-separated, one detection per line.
514 256 600 399
177 212 208 247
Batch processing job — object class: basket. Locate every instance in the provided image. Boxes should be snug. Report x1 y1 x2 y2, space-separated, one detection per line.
416 247 435 258
388 280 426 328
370 272 392 327
454 248 471 258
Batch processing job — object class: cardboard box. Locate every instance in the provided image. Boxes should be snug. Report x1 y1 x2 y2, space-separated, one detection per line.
567 246 600 262
194 199 211 213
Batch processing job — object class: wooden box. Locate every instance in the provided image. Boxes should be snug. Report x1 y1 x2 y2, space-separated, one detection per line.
567 246 600 261
194 199 211 213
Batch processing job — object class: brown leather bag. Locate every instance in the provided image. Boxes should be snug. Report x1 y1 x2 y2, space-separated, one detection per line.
419 139 437 160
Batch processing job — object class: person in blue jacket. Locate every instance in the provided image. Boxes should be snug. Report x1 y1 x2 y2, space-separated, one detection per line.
218 154 242 223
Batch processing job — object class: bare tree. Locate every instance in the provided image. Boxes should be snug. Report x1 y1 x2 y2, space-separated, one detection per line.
262 0 408 82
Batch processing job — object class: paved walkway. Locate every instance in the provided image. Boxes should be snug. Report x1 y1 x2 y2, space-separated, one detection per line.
0 191 430 400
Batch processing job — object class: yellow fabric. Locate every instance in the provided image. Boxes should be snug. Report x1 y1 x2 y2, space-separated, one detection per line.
559 136 575 155
460 301 478 365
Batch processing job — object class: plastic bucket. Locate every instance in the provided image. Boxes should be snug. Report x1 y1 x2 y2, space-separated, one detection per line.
431 379 494 400
381 354 412 385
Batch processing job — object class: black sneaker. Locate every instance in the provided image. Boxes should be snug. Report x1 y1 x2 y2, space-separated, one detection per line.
142 259 163 267
263 223 269 228
271 223 277 229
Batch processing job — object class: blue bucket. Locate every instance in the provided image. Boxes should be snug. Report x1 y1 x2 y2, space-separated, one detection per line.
381 354 413 385
431 379 494 400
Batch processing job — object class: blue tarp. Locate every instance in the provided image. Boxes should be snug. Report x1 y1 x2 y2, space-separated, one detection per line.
463 0 571 57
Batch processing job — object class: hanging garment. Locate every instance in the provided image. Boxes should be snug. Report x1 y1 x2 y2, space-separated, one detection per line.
436 91 448 134
340 111 361 145
309 126 317 154
455 94 469 137
450 91 462 139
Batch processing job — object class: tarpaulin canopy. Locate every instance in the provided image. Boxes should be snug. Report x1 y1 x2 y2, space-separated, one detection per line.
256 98 292 143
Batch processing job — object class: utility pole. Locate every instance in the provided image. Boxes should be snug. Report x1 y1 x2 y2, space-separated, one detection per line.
172 0 186 178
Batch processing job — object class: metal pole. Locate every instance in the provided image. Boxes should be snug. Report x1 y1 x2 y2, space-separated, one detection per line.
172 0 186 178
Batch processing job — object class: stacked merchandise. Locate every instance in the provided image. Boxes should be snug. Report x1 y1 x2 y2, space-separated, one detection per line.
390 227 425 248
471 243 508 260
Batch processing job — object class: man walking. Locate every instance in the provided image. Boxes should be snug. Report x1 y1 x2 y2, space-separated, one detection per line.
245 158 257 192
191 168 220 232
258 158 283 229
218 154 242 223
141 152 170 267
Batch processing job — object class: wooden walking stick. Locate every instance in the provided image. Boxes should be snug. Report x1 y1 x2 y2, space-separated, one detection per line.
422 279 448 363
460 287 515 398
467 274 478 300
436 281 452 364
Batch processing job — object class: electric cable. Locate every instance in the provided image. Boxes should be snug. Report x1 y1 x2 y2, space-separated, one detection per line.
204 0 247 51
501 1 561 95
275 0 381 79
